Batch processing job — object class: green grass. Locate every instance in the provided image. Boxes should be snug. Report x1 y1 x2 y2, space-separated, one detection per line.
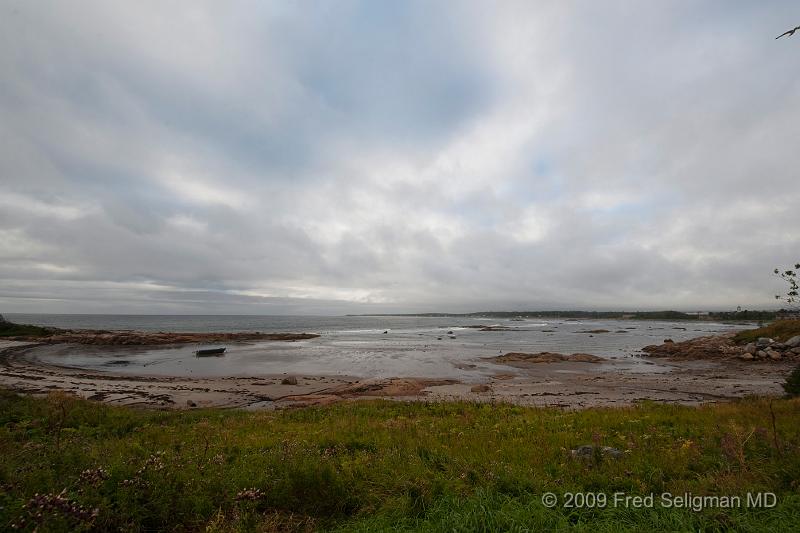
733 320 800 344
1 391 799 531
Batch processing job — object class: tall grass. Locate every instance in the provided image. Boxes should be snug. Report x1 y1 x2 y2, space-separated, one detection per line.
733 320 800 344
1 390 798 531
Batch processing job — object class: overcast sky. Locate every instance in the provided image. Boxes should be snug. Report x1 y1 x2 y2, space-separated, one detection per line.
1 1 798 315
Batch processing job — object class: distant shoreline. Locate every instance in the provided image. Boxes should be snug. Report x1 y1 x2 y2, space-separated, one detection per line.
347 310 778 321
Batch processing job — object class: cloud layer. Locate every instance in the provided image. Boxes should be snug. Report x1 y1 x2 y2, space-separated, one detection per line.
1 1 799 314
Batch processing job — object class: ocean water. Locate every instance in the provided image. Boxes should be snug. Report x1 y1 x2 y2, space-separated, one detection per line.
8 314 753 380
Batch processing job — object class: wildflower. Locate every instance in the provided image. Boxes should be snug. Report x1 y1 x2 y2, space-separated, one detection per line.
78 467 109 487
235 488 266 501
15 489 99 529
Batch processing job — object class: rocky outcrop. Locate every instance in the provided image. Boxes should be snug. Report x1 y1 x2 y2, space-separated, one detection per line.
739 336 800 361
642 333 799 362
489 352 604 365
330 378 458 397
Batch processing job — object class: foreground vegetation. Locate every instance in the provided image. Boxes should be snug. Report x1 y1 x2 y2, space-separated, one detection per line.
1 391 799 532
733 319 800 344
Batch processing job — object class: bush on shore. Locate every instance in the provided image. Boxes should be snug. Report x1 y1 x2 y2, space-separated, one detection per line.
0 321 51 338
784 366 800 397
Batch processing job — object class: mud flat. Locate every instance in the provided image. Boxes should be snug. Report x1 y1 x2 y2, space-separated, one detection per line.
0 340 460 409
0 330 793 409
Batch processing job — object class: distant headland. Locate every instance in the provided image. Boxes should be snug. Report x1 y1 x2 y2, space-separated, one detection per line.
348 310 787 321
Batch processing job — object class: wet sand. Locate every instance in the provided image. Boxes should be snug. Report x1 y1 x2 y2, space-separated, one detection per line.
0 338 791 410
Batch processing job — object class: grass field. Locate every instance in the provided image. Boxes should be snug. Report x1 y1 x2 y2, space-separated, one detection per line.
1 390 799 531
733 319 800 344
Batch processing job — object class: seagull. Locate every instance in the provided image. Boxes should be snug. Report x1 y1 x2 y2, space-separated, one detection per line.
776 25 800 39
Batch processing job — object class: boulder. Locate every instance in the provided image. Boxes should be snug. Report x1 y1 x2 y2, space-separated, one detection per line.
756 350 768 359
571 445 623 460
785 335 800 348
756 337 773 348
792 347 800 355
744 343 757 354
739 352 754 360
767 349 782 360
470 384 492 393
281 376 298 385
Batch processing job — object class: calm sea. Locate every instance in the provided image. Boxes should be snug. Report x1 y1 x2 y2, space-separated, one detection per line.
7 313 467 333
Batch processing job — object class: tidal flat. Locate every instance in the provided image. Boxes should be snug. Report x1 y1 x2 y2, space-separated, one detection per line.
0 318 792 409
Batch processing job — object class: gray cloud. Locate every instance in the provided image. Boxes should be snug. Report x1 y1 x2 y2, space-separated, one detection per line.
1 1 798 314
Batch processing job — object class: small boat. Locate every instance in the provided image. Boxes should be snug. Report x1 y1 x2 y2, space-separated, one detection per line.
195 347 226 357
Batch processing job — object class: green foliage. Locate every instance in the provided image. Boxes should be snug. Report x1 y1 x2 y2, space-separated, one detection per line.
733 320 800 344
1 391 799 531
774 263 800 307
0 320 51 337
784 366 800 397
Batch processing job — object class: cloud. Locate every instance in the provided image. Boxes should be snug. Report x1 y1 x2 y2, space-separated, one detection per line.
0 1 798 314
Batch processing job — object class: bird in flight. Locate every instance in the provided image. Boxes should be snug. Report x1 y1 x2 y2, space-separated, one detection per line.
776 25 800 39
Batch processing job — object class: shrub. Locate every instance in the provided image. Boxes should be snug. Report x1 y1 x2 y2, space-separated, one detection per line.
783 365 800 397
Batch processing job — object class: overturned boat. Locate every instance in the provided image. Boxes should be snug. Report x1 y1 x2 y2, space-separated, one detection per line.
195 347 226 357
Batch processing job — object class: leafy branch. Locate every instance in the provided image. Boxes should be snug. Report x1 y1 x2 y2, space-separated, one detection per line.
774 263 800 307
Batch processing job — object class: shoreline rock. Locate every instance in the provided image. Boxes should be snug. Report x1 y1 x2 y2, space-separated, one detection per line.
642 333 799 362
489 352 604 364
